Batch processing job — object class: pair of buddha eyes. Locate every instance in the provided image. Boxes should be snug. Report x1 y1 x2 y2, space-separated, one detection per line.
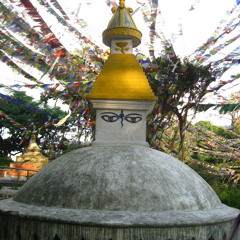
101 112 142 125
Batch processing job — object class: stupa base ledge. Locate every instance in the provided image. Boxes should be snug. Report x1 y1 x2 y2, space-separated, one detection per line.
0 199 239 227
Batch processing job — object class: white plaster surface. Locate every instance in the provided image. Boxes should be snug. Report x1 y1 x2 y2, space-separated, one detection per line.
95 109 147 144
91 99 156 146
111 39 133 54
90 99 156 112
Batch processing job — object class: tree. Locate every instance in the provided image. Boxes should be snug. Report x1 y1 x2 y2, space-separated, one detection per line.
214 91 240 134
0 91 68 158
144 54 219 161
188 121 240 189
0 0 239 163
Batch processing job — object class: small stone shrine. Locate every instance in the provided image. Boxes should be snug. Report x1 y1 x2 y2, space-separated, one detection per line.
8 136 48 178
0 1 239 239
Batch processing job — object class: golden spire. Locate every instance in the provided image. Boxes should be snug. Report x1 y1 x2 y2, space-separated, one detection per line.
119 0 125 8
87 54 157 101
86 0 157 102
102 0 142 47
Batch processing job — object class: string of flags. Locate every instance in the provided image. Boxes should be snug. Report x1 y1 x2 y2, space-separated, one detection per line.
0 110 27 131
188 126 240 184
190 4 240 61
189 158 239 184
0 80 94 91
1 0 239 95
0 0 239 181
0 93 95 148
147 120 240 184
0 92 54 117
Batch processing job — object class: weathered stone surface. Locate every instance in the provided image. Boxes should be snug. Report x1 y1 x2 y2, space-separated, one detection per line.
0 198 238 227
0 200 239 240
0 145 239 240
14 145 221 211
0 187 18 200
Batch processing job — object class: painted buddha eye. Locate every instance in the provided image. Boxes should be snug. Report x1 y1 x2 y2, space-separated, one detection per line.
124 113 142 123
101 112 119 123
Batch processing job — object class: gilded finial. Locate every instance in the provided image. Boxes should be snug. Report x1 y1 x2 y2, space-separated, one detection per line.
119 0 125 8
102 0 142 48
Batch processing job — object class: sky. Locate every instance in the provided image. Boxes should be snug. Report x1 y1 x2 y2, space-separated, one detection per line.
57 0 238 57
59 0 239 126
1 0 240 126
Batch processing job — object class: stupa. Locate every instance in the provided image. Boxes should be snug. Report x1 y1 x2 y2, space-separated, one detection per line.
8 136 48 178
0 1 239 239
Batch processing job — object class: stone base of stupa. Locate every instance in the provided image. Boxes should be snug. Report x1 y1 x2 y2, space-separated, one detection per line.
0 145 239 240
0 198 239 240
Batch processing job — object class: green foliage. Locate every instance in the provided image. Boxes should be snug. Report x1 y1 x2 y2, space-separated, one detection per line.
0 129 24 157
216 185 240 209
0 90 67 157
196 121 239 139
188 162 220 185
193 121 240 163
232 121 240 135
188 162 240 209
195 121 213 131
145 56 218 160
215 103 240 114
0 91 49 130
214 92 240 134
212 125 239 139
0 157 13 166
189 121 240 206
191 152 217 163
